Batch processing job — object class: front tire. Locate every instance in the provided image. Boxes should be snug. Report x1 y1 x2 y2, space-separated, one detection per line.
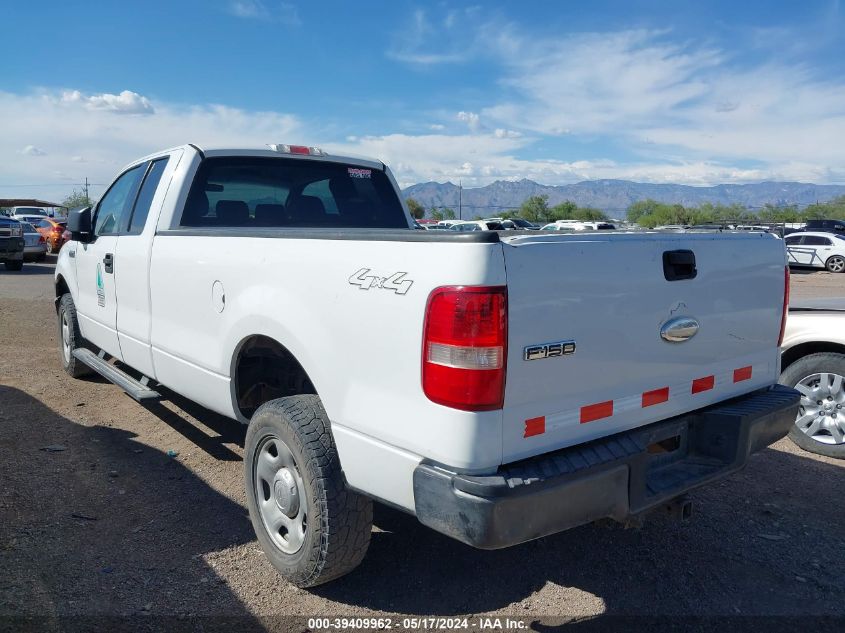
244 395 373 587
825 255 845 273
58 294 92 378
780 352 845 458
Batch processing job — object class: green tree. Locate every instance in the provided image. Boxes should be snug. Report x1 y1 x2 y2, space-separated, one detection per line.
518 195 551 223
441 207 457 220
406 197 425 219
61 188 93 210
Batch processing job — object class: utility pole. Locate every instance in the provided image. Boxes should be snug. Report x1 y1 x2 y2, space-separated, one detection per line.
459 179 462 220
84 177 90 203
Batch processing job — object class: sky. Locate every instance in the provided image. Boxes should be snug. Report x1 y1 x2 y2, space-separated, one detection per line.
3 0 845 202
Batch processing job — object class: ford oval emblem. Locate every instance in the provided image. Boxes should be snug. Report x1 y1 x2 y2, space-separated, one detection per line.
660 317 699 343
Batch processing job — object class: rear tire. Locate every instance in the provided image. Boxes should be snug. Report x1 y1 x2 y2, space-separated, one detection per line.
4 260 23 271
780 352 845 459
58 294 92 378
245 395 372 587
825 255 845 273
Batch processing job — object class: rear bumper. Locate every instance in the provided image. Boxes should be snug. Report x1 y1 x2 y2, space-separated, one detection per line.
0 237 24 260
413 385 799 549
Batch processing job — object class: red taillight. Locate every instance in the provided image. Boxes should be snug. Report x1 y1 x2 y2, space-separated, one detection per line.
52 226 63 233
38 235 45 243
778 266 790 347
422 286 507 411
288 145 310 155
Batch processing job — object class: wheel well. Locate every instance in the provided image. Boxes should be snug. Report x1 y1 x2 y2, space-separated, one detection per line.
55 275 70 308
233 335 316 419
782 341 845 372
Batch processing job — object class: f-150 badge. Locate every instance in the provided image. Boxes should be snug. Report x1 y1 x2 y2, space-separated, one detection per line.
348 268 413 295
524 339 576 361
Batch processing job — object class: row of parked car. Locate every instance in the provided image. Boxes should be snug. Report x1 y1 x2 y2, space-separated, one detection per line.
0 207 70 270
417 218 619 232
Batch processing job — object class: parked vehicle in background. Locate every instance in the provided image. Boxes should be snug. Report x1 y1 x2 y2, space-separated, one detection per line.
449 220 505 231
784 232 845 273
653 225 689 231
804 219 845 235
488 218 540 230
780 299 845 458
541 221 616 232
33 217 68 254
10 206 49 219
21 222 47 262
56 142 797 587
0 216 24 270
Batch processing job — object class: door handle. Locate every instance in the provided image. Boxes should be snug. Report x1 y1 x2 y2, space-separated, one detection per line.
103 253 114 274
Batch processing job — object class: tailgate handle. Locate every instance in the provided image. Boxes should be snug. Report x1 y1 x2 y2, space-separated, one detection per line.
663 250 697 281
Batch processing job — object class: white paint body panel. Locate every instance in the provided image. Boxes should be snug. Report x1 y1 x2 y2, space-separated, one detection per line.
55 144 789 512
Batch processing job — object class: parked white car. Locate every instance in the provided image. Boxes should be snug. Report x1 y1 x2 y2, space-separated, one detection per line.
55 143 797 586
784 231 845 273
449 220 504 231
780 299 845 458
10 206 49 219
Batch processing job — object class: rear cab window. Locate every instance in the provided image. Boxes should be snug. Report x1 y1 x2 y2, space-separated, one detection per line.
179 156 408 229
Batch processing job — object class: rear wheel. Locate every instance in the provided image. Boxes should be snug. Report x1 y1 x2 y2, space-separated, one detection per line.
825 255 845 273
780 352 845 458
244 395 372 587
58 294 92 378
47 241 56 255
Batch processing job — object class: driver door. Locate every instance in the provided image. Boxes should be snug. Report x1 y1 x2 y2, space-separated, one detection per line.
74 164 146 359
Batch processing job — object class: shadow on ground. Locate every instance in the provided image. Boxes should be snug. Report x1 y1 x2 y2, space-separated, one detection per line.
0 385 262 631
316 445 845 618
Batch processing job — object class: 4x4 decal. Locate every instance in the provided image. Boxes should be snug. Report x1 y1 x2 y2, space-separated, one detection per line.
348 268 413 295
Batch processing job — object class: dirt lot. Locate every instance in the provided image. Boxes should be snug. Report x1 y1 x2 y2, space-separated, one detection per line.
1 261 844 630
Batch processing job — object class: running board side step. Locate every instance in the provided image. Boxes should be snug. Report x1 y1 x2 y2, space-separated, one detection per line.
72 348 161 402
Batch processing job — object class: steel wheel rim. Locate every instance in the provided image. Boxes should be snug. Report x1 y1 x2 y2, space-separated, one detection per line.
253 435 307 554
828 257 845 272
61 311 71 364
794 372 845 445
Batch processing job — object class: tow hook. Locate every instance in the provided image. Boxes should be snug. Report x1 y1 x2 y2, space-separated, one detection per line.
665 494 693 522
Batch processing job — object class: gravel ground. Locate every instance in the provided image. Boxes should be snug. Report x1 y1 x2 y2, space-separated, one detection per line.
1 260 844 631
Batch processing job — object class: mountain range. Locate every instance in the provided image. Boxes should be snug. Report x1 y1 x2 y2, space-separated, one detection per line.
401 179 845 219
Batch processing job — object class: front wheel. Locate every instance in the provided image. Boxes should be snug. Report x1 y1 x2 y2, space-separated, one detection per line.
825 255 845 273
244 395 372 587
57 294 92 378
780 352 845 458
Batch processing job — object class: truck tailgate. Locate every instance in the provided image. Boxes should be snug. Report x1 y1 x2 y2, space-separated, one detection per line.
500 231 787 463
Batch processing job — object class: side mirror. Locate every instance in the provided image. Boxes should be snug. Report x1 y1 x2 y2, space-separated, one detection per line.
68 207 93 243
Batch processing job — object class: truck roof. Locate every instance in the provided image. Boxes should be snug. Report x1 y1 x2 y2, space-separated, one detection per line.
125 144 385 172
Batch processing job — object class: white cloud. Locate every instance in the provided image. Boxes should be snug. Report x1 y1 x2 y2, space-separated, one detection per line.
457 111 481 132
494 128 521 139
60 89 154 115
228 0 301 26
328 132 799 189
20 145 47 156
428 123 445 131
387 9 473 64
0 90 300 201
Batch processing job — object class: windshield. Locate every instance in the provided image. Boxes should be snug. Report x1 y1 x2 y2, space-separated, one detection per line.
14 207 47 215
181 157 408 229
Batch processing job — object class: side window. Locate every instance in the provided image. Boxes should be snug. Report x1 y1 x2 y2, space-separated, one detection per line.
784 236 802 245
804 236 832 246
94 165 145 236
127 158 170 234
38 219 52 229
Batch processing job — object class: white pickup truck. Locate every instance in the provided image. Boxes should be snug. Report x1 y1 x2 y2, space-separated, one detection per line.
55 143 799 586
